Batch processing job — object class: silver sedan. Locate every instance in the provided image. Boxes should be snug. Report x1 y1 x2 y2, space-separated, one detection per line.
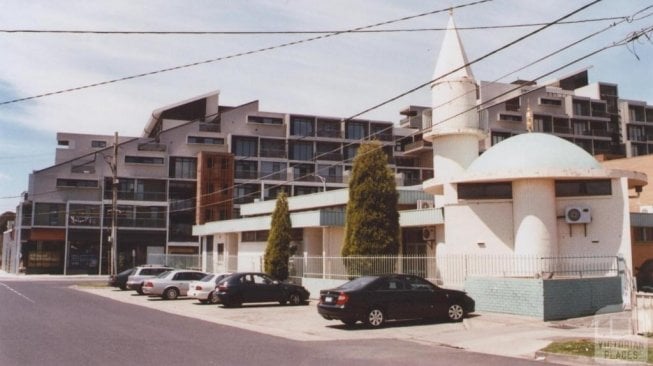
142 270 207 300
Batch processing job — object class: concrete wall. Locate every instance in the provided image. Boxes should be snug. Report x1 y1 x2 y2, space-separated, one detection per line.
465 276 623 321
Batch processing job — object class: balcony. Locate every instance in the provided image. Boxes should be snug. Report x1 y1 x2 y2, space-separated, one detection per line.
259 148 286 158
402 140 432 155
314 152 343 161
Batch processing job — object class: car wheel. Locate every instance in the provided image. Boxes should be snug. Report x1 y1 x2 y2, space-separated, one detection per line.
341 319 357 327
209 292 220 304
447 303 465 322
288 293 302 306
119 284 127 291
198 299 208 304
136 285 145 295
163 288 179 300
365 308 385 328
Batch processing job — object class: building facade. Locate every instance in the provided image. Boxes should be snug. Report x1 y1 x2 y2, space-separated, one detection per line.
8 91 433 275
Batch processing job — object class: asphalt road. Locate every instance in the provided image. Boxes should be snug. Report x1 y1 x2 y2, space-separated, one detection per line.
0 280 556 366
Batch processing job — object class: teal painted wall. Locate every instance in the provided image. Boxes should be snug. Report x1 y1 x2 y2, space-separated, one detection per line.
465 276 623 321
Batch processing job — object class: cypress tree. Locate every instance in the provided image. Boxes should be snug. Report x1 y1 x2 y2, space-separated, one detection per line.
264 191 292 281
342 140 399 274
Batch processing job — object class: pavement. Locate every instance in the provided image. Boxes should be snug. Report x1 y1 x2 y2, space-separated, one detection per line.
2 271 651 364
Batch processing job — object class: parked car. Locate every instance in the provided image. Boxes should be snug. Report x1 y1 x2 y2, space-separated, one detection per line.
317 274 475 328
188 272 232 304
108 267 136 290
126 265 174 294
636 259 653 292
142 269 207 300
216 272 310 307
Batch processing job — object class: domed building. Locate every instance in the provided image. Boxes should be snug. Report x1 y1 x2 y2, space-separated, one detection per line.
420 15 647 319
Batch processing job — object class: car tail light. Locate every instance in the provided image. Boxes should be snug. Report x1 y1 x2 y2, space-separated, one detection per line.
144 281 153 288
218 284 228 291
336 292 349 306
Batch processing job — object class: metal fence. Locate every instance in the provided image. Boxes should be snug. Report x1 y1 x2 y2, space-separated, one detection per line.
289 254 620 287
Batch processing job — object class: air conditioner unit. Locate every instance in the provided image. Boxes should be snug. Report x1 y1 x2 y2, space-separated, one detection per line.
416 200 435 210
422 227 436 241
565 206 591 224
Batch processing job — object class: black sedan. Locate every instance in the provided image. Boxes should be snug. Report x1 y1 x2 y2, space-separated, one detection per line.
317 274 475 328
216 272 310 307
108 267 136 290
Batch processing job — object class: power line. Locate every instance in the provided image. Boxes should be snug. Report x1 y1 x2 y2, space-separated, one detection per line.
0 16 625 35
0 0 492 107
345 0 605 121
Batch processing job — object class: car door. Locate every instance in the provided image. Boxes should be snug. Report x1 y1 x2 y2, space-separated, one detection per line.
369 277 411 320
173 272 193 295
251 274 279 302
405 276 445 318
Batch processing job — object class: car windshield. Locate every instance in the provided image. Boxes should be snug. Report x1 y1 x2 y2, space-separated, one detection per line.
337 276 378 291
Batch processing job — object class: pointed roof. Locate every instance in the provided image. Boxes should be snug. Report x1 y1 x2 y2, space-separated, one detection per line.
432 15 474 84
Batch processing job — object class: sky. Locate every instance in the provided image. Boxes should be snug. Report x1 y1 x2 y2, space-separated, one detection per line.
0 0 652 213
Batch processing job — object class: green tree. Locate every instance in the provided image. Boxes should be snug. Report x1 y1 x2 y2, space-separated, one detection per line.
264 191 292 281
342 141 400 275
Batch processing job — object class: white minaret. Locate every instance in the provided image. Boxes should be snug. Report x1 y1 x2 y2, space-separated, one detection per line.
423 14 484 201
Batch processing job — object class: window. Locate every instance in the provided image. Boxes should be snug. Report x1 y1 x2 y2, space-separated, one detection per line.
260 139 286 158
290 116 314 137
242 230 269 242
261 161 286 180
292 163 314 181
491 132 512 146
187 136 225 145
169 157 197 179
289 141 313 161
91 140 107 148
505 97 520 111
634 227 653 242
346 121 367 140
34 203 66 226
317 119 341 138
555 179 611 197
56 179 98 188
58 140 70 147
232 136 258 157
499 114 522 122
315 142 341 161
234 184 259 204
235 161 258 179
125 156 164 165
458 182 512 200
370 123 393 141
248 115 283 125
540 98 562 106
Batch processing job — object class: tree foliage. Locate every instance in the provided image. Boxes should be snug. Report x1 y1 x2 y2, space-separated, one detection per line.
342 140 400 261
264 191 292 281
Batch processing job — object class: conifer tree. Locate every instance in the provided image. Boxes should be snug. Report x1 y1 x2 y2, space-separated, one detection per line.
264 191 292 280
342 141 399 274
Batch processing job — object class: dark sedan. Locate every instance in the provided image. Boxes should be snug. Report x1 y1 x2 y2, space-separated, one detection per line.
216 272 310 307
108 267 136 290
317 274 475 328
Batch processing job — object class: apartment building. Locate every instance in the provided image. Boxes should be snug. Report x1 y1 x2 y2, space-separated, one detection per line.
9 91 433 275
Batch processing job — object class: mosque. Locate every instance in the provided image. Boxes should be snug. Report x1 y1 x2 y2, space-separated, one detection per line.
193 15 648 319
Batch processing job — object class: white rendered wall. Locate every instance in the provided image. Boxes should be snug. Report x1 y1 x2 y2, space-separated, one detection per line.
513 179 558 257
432 134 480 183
431 80 477 131
556 178 633 270
439 201 515 255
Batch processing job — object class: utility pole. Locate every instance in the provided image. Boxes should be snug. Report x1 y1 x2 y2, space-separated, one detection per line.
110 132 118 276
